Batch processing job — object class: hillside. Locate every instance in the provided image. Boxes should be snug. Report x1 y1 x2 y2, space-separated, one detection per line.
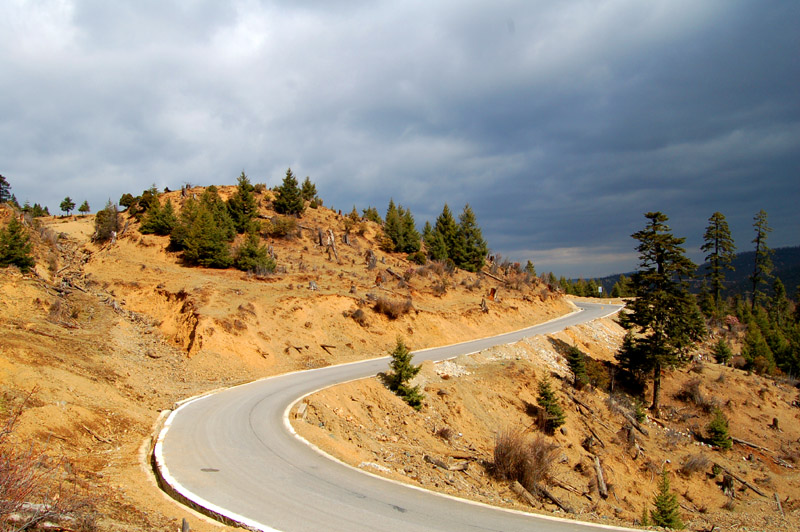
0 193 569 531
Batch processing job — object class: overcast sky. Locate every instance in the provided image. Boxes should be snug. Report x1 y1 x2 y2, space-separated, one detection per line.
2 1 798 278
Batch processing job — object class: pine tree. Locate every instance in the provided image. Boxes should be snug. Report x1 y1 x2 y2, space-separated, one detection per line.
227 172 259 233
169 196 199 250
398 206 421 253
300 176 317 201
750 210 773 310
701 212 736 309
386 337 424 410
0 217 35 272
617 212 706 410
566 346 589 389
525 260 536 278
0 174 11 203
273 168 305 216
382 199 401 252
650 469 683 529
536 375 565 433
455 204 488 272
434 204 459 261
707 407 732 450
200 186 235 241
422 221 448 261
78 200 90 215
60 197 75 216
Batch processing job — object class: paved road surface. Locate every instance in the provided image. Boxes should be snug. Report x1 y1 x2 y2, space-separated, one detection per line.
156 301 630 532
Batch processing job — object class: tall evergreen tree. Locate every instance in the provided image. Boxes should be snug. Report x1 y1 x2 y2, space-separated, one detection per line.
234 232 275 273
434 204 459 261
398 206 421 253
273 168 305 216
382 199 401 252
617 212 705 410
700 212 736 308
78 200 91 215
227 172 259 233
566 346 589 389
0 217 35 272
422 221 448 261
750 209 773 310
454 204 488 272
0 174 11 203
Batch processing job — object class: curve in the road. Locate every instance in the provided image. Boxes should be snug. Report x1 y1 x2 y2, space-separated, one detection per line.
155 301 634 532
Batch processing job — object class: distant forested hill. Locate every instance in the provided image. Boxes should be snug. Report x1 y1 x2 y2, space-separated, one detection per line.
584 246 800 299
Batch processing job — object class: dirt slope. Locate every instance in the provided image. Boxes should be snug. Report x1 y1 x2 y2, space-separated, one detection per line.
0 197 568 531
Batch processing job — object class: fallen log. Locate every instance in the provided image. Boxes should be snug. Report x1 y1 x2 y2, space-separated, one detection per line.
732 437 772 453
620 410 649 436
423 455 469 471
714 463 767 498
480 269 507 285
593 455 608 499
511 481 539 508
774 492 785 519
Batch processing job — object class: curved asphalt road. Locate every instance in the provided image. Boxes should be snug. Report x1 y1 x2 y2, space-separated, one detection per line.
155 301 630 532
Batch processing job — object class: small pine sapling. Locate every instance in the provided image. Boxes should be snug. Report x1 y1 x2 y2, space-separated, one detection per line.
386 337 424 410
707 407 732 450
651 468 684 529
536 374 565 433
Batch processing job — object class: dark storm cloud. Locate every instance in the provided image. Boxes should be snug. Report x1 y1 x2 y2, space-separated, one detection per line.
1 1 797 278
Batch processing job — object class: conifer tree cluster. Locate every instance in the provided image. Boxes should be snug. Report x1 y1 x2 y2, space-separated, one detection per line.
382 199 420 254
422 203 488 272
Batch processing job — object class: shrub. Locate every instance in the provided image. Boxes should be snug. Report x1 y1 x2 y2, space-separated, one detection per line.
262 216 298 239
585 357 610 391
373 297 413 319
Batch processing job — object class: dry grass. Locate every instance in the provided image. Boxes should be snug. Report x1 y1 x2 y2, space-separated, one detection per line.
679 453 710 477
1 392 96 531
373 297 413 320
492 429 558 492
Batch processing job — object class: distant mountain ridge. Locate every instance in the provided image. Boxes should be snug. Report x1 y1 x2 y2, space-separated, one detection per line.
585 246 800 298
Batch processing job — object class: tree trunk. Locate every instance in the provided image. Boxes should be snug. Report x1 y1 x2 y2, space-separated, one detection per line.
651 362 661 411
